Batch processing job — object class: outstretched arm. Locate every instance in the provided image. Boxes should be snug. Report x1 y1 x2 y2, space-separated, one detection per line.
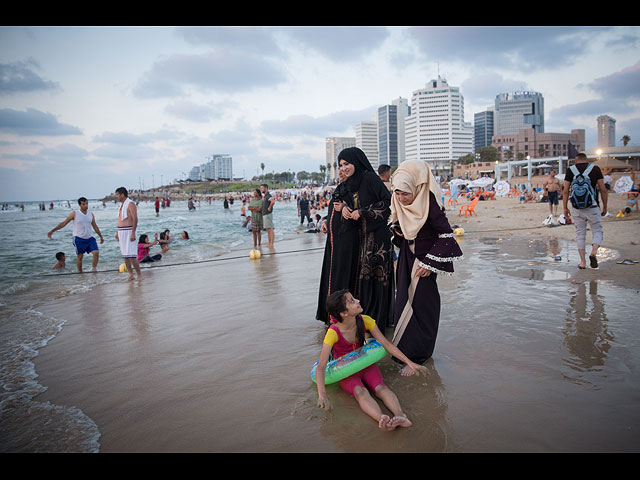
369 325 428 377
48 211 75 238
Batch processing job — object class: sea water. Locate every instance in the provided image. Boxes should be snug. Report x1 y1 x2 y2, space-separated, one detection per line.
0 197 313 452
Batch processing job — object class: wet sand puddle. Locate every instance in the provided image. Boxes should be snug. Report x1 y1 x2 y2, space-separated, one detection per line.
13 235 640 452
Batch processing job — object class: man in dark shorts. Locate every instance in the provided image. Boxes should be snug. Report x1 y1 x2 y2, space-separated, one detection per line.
544 170 561 218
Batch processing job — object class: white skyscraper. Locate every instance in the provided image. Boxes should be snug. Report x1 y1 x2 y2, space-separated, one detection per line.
405 76 473 171
356 119 379 169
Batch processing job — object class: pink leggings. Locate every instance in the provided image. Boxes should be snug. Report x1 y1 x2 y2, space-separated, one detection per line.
339 364 385 396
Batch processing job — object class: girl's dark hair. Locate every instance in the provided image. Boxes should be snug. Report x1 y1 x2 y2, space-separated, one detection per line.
325 289 365 347
138 234 148 244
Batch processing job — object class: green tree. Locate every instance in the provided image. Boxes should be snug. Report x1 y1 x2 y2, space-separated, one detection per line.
458 153 475 165
477 146 499 162
622 135 631 146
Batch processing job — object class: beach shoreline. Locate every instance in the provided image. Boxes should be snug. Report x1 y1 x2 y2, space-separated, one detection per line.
12 193 640 452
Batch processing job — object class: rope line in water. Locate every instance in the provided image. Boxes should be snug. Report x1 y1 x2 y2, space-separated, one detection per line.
40 217 638 277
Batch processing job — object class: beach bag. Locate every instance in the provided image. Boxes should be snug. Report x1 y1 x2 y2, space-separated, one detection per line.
569 164 597 209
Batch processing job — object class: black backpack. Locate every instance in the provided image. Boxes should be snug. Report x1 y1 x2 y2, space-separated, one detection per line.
569 164 597 209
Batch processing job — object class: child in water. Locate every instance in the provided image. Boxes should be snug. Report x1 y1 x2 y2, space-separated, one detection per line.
315 289 428 430
53 252 66 269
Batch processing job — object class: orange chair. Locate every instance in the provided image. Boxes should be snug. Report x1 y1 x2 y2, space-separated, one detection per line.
459 197 479 217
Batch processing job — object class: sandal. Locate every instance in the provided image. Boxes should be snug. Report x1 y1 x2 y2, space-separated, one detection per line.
589 255 598 269
578 265 586 269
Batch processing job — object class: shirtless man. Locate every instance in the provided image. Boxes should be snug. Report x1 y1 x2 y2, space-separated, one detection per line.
114 187 142 280
47 197 104 272
544 170 561 217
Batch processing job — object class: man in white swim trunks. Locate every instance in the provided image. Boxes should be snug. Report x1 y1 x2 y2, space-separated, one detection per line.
115 186 142 280
47 197 104 272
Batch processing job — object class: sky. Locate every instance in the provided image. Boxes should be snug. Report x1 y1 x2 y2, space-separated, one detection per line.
1 25 639 202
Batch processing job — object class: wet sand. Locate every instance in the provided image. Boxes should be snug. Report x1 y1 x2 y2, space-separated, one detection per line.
33 197 640 452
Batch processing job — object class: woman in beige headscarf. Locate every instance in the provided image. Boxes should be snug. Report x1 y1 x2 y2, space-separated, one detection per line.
389 161 463 376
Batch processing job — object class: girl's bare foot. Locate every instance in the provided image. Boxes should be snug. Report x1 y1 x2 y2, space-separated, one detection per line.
378 415 394 430
390 415 412 428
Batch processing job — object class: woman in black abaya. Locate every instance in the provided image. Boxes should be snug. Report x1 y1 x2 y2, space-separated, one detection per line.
316 147 394 330
389 160 463 375
316 174 360 324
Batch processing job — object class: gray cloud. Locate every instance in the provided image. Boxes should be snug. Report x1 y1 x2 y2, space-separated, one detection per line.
462 73 531 109
92 129 183 146
261 106 379 137
164 100 227 123
132 49 287 99
282 26 390 60
0 108 82 136
0 59 62 96
587 60 640 100
175 26 284 57
407 26 609 70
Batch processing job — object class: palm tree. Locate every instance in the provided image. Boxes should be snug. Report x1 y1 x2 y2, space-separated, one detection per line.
260 163 265 178
622 135 631 146
319 165 326 182
538 145 546 157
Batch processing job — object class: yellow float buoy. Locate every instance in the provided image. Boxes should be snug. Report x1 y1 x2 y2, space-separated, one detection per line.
454 227 464 236
249 249 261 259
119 263 127 273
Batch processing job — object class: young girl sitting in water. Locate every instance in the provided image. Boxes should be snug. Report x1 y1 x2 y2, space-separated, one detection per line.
315 289 428 430
137 233 162 263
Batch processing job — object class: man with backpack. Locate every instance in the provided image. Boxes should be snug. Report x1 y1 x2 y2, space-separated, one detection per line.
562 153 608 269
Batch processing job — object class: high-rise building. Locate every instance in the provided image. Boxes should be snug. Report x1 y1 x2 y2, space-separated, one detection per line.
194 154 233 181
356 120 379 169
325 137 356 181
474 107 494 152
377 97 410 169
494 91 544 135
393 97 410 165
597 115 616 148
405 76 473 171
378 105 398 168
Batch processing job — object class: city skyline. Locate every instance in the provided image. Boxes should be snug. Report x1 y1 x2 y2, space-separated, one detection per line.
1 26 639 201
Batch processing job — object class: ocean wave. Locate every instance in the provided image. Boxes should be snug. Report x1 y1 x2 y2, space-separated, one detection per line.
0 306 101 452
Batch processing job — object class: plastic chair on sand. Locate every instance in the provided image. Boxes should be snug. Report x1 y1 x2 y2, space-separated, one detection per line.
459 197 479 217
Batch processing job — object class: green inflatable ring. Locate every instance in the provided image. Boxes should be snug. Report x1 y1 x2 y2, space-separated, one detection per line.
311 339 386 384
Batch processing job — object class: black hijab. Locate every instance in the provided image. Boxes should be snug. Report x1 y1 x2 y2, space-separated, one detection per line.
338 147 375 193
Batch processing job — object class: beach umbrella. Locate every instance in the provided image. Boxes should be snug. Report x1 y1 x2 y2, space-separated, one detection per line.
494 180 510 196
614 176 634 193
468 177 495 188
448 179 466 186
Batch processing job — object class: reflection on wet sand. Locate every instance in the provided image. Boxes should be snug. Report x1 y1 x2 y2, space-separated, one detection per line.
563 280 612 375
31 235 640 452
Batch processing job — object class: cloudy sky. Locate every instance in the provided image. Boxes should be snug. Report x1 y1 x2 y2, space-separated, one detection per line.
1 25 639 201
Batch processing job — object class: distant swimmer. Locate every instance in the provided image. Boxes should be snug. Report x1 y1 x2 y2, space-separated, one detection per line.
115 187 142 280
47 197 104 272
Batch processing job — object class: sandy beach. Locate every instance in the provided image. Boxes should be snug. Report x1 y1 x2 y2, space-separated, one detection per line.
26 193 640 452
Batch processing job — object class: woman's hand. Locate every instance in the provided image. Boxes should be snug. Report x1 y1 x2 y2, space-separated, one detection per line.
333 201 344 212
349 209 361 221
317 394 333 411
341 206 353 220
415 264 432 278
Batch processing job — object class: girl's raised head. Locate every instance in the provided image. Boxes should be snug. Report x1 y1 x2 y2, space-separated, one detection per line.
326 289 350 321
138 234 148 244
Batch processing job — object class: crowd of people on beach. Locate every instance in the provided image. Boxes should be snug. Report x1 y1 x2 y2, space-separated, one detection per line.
46 190 190 279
